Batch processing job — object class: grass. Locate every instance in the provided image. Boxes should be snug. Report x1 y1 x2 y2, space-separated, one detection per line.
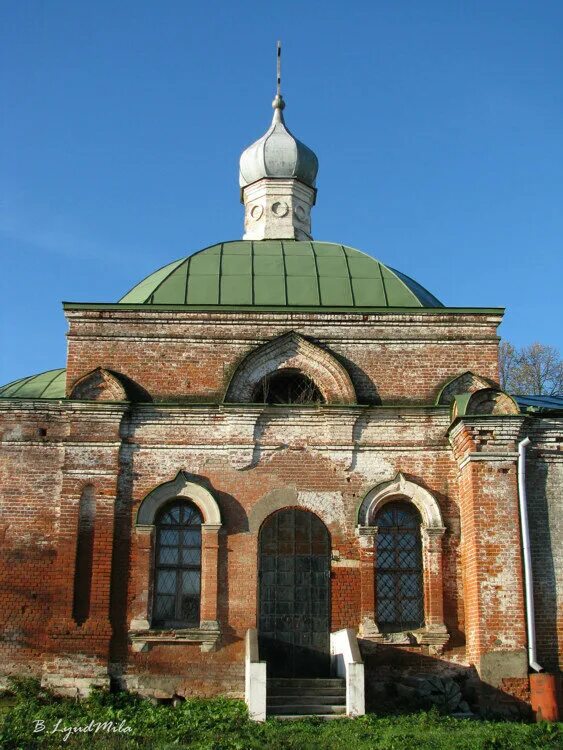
0 678 561 750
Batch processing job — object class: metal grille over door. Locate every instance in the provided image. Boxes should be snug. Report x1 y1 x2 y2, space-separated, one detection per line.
258 508 330 677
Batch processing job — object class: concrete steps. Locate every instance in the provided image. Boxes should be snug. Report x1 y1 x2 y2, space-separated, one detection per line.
267 677 346 718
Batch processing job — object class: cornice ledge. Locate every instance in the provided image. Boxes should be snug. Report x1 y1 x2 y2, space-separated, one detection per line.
129 625 221 653
459 451 519 470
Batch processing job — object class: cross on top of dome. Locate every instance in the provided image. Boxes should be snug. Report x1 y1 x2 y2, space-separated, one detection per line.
239 43 319 241
239 43 318 191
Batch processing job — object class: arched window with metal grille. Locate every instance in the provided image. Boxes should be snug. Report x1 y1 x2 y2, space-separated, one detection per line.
153 500 202 628
375 501 424 631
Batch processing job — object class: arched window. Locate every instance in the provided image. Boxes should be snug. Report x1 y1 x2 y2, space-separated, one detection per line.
153 500 202 628
252 368 325 404
375 502 424 631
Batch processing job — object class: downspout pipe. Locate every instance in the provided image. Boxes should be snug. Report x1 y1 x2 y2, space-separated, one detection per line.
517 436 543 673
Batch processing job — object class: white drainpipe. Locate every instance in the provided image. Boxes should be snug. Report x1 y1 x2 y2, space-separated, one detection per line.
517 436 542 673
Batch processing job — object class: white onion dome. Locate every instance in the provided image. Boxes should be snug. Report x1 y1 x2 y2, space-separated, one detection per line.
239 94 319 189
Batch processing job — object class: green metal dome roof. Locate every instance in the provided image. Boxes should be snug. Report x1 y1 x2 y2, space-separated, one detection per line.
119 241 443 309
0 368 66 399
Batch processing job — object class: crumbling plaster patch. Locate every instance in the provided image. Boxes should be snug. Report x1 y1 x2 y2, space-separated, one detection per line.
297 491 346 529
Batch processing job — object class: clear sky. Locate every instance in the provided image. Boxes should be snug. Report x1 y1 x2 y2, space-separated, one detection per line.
1 1 562 385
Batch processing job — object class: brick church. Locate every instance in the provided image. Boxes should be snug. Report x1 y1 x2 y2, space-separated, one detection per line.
0 65 561 719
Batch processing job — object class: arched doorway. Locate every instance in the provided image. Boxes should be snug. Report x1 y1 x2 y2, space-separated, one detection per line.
258 508 331 677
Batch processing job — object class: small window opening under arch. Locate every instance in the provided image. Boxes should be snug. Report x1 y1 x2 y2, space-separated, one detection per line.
252 369 325 405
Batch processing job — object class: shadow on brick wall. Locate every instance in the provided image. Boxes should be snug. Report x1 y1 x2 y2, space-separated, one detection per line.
360 640 532 720
527 457 560 671
333 352 381 405
109 440 136 666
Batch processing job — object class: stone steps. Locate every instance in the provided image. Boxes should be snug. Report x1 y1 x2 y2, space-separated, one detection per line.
269 687 346 697
269 704 347 716
268 678 345 688
269 694 346 706
273 713 346 721
267 677 346 718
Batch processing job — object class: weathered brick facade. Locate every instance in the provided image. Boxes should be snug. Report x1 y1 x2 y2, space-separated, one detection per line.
1 301 561 713
63 309 501 405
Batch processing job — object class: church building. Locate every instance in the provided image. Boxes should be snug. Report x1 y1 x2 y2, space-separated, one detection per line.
0 60 561 720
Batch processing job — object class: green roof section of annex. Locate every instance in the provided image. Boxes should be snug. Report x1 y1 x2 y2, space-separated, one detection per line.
116 240 445 309
0 368 66 399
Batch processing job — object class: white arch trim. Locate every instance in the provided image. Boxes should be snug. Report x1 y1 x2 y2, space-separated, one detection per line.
136 471 222 527
224 331 356 404
357 473 444 528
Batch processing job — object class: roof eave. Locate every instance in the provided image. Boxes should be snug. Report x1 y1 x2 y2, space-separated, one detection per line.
63 302 505 315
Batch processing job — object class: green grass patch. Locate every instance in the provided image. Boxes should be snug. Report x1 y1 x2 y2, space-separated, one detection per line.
0 695 18 716
0 678 561 750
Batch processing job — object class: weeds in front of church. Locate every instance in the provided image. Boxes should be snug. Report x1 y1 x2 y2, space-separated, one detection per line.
0 677 560 749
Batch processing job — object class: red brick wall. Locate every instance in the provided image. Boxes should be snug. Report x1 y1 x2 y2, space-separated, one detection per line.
450 419 527 668
64 310 501 404
4 307 561 708
1 400 468 694
0 408 64 677
525 420 563 672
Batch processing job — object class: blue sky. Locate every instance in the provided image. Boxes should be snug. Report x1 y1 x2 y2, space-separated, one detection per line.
1 1 562 385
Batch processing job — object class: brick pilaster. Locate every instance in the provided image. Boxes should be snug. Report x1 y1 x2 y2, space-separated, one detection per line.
450 417 528 684
357 526 379 636
200 524 221 627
